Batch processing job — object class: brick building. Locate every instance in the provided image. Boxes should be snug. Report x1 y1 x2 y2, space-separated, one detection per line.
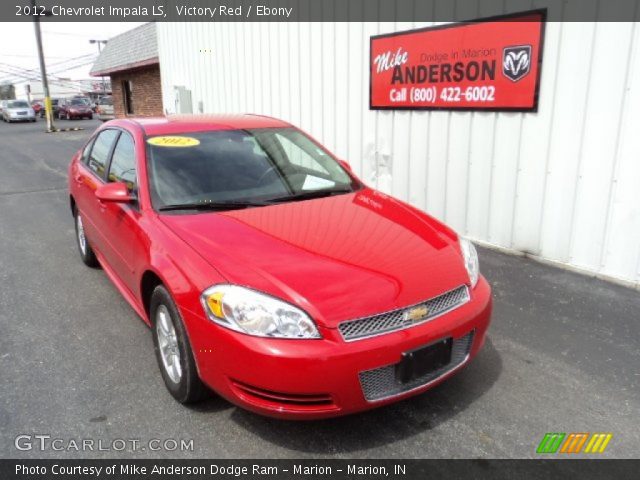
90 23 162 118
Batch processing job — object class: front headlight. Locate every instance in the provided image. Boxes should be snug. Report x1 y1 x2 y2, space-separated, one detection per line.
200 285 321 339
459 237 479 288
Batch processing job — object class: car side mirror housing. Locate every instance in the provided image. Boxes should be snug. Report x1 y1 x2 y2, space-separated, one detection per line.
339 159 352 171
95 182 134 203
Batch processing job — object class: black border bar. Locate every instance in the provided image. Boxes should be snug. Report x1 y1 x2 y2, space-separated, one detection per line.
2 0 640 22
3 459 640 480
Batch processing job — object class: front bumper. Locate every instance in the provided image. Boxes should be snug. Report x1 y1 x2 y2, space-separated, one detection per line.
8 114 35 121
185 276 492 419
68 111 92 118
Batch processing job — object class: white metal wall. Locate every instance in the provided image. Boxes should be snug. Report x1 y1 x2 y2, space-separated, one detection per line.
157 11 640 286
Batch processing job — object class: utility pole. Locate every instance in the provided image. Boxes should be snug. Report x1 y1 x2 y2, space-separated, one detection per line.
31 0 54 132
90 39 108 97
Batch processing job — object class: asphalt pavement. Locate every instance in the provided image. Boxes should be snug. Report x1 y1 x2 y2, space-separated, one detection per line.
0 119 638 459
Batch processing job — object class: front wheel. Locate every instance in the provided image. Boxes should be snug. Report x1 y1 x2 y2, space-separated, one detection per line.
151 286 207 404
74 209 99 267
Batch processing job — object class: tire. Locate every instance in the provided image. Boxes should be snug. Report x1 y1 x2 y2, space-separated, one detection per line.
74 208 99 268
151 285 207 404
88 114 93 120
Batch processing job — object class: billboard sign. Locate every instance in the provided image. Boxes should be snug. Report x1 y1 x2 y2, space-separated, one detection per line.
370 10 545 111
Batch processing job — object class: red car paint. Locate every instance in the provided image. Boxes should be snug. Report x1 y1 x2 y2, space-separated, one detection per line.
68 115 492 419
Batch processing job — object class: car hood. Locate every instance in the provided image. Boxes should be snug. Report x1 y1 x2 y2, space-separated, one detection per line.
159 188 469 328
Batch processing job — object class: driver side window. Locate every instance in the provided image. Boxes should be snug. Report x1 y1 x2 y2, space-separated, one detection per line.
87 129 118 179
107 132 136 191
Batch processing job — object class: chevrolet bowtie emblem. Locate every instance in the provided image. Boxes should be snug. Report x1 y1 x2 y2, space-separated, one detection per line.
404 305 429 323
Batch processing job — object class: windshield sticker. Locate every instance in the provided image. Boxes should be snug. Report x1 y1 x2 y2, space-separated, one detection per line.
147 136 200 147
302 175 335 191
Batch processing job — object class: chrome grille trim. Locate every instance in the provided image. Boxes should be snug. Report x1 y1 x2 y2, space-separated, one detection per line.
359 331 475 402
338 285 470 341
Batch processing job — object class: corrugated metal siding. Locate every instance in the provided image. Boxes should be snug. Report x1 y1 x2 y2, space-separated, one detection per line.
156 14 640 286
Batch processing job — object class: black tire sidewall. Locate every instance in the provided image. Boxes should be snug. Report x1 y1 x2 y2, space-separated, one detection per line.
150 286 203 403
74 209 98 267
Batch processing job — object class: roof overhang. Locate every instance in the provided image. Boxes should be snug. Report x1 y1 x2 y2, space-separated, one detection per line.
91 57 159 77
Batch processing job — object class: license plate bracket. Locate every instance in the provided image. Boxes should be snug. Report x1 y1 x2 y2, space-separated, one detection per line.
395 337 453 384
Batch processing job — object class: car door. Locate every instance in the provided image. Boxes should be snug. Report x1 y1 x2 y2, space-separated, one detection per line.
100 130 144 292
72 129 120 259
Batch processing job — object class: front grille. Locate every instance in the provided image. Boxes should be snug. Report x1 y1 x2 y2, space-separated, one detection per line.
359 331 474 402
338 285 470 341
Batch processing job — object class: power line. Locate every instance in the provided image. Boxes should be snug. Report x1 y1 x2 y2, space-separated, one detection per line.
0 55 97 83
0 64 96 92
41 30 99 38
0 54 80 60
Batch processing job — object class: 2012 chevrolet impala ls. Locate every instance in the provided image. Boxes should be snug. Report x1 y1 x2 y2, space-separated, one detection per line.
68 114 492 419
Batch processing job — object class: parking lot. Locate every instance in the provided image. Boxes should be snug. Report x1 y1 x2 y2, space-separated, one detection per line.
0 119 638 459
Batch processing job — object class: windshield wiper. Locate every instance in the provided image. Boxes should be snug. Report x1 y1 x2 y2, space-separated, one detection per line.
266 188 354 203
158 200 269 212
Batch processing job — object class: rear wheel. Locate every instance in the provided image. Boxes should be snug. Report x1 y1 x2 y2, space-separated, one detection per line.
151 285 206 404
74 208 99 267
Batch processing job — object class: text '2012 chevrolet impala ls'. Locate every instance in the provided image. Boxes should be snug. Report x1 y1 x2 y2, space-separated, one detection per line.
68 114 492 419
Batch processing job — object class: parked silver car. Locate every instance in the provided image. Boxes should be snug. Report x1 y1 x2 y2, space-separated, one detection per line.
2 100 36 123
96 95 114 122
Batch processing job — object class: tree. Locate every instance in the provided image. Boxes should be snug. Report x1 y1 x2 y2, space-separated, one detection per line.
0 83 16 100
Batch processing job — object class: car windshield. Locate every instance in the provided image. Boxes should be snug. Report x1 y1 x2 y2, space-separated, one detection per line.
147 128 361 211
99 96 113 105
8 101 29 108
70 99 86 106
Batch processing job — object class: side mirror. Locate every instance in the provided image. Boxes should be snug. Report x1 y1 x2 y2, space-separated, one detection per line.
95 182 134 203
339 159 352 171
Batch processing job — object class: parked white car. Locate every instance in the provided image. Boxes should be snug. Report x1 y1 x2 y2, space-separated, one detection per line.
96 96 114 122
2 100 36 123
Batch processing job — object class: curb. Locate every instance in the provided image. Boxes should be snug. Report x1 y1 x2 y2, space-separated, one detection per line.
45 127 85 133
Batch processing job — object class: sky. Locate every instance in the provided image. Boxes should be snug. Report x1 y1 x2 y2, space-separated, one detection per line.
0 22 144 89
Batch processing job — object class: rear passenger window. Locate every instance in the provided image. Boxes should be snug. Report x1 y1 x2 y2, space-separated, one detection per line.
107 132 136 190
81 139 94 164
88 130 119 178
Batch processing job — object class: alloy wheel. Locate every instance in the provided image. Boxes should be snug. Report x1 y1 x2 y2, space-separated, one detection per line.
156 305 182 383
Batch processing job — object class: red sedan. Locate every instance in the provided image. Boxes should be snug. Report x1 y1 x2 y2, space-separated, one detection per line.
68 115 492 419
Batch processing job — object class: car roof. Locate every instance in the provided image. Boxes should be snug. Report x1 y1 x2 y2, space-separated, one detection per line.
109 114 292 136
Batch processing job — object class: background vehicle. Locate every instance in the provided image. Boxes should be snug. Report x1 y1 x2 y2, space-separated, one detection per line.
0 100 6 119
2 100 36 123
58 97 93 120
31 100 43 116
96 96 114 122
39 98 60 118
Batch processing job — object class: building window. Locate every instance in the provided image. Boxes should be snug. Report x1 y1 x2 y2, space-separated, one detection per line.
122 80 134 114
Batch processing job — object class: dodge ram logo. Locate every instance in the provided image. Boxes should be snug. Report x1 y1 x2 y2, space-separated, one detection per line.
502 45 532 82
